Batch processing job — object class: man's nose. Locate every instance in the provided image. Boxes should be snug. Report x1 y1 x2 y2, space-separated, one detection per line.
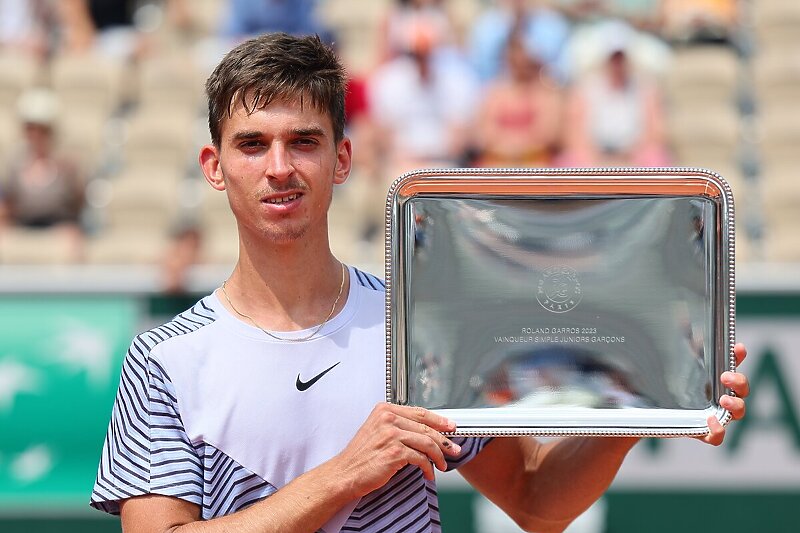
264 143 293 181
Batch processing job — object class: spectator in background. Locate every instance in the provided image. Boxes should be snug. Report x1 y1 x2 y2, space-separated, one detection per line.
558 0 666 34
608 0 664 34
468 0 571 83
55 0 142 60
559 3 672 79
378 0 455 63
474 29 564 168
369 14 480 176
160 218 202 294
0 88 85 260
660 0 739 45
559 21 669 167
220 0 334 44
0 0 56 60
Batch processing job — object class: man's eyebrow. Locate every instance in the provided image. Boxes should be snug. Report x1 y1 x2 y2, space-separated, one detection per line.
232 130 263 141
231 127 327 141
292 126 326 137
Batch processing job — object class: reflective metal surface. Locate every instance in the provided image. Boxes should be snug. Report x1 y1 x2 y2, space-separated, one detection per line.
386 168 736 436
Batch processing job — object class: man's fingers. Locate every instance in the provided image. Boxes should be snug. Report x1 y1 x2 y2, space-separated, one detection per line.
395 404 456 433
703 416 725 446
721 371 750 398
693 344 747 448
401 448 436 480
398 431 449 473
733 343 747 367
720 394 746 420
368 404 462 472
375 403 461 458
392 416 461 457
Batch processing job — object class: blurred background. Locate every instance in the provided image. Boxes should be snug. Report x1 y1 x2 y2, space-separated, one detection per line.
0 0 797 531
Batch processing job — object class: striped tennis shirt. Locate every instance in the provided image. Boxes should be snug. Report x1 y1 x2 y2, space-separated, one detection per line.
90 266 491 532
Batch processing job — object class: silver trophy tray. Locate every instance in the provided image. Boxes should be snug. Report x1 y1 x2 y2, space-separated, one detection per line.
385 168 736 437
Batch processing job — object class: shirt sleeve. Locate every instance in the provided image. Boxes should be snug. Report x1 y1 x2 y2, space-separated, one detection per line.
90 335 203 514
445 436 494 471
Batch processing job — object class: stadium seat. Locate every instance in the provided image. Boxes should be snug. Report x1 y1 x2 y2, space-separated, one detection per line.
758 107 800 165
665 46 740 106
667 104 740 167
753 0 800 52
762 230 800 262
753 48 800 111
50 52 127 118
137 52 204 114
0 52 42 111
0 110 19 170
197 182 238 265
123 109 196 170
759 158 800 261
183 0 226 39
200 222 239 266
54 109 108 177
85 172 182 265
101 169 182 232
317 0 392 71
86 228 169 264
0 227 79 264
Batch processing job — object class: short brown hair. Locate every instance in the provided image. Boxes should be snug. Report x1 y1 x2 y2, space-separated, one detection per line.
205 33 347 146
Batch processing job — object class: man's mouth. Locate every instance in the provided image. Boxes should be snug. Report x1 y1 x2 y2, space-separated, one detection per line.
263 193 301 204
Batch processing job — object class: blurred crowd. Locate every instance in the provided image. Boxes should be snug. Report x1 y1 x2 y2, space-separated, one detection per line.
0 0 795 292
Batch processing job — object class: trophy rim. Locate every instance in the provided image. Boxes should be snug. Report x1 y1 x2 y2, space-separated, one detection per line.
384 167 736 437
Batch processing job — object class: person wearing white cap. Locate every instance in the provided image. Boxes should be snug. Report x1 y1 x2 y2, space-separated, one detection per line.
0 87 85 260
559 20 670 167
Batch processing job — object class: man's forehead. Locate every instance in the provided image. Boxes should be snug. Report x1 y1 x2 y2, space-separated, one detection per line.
221 95 334 137
228 90 324 118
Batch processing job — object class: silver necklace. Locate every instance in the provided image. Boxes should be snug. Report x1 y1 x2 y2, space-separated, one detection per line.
220 263 346 342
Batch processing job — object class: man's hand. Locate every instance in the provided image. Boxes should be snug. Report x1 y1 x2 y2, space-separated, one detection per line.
326 403 462 499
702 342 749 446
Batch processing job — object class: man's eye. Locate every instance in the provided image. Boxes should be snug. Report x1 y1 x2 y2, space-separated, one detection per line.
240 141 263 149
294 138 318 146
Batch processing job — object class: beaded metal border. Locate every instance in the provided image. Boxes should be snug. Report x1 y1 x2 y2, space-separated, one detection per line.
384 167 736 437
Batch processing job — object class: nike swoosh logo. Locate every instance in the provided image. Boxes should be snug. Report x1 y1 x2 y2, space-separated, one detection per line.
296 361 341 391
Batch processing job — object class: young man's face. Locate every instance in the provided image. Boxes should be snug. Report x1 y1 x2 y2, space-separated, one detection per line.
201 97 351 245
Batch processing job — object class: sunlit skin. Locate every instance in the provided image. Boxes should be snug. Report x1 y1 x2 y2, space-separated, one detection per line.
198 97 352 332
200 97 351 247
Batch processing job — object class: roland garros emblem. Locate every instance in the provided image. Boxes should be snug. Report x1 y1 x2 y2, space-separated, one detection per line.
537 266 582 313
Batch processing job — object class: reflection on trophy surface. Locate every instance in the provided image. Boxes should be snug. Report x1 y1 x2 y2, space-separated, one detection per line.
404 196 717 415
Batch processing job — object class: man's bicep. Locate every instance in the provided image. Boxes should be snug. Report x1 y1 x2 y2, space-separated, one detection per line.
120 494 202 533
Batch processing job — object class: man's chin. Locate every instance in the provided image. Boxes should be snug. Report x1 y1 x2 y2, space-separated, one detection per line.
260 226 309 244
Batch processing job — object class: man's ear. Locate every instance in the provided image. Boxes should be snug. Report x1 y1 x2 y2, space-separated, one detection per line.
333 137 352 185
200 144 225 191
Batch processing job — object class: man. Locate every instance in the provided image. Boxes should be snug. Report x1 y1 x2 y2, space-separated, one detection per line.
90 33 749 533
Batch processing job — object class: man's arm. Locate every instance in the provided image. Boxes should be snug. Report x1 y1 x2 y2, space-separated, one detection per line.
459 435 637 533
459 343 750 533
120 403 462 533
120 462 359 533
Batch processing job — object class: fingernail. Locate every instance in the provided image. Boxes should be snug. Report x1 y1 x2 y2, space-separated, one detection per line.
452 443 461 454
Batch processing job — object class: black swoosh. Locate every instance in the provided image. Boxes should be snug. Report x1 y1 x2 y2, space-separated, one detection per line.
296 362 341 391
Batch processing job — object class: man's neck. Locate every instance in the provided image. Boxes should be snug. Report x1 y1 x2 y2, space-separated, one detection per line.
219 231 349 332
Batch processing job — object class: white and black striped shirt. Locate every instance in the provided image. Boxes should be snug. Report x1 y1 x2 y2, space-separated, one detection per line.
90 266 491 532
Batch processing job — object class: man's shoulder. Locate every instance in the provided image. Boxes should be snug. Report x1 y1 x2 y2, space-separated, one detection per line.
350 267 385 294
128 295 218 358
